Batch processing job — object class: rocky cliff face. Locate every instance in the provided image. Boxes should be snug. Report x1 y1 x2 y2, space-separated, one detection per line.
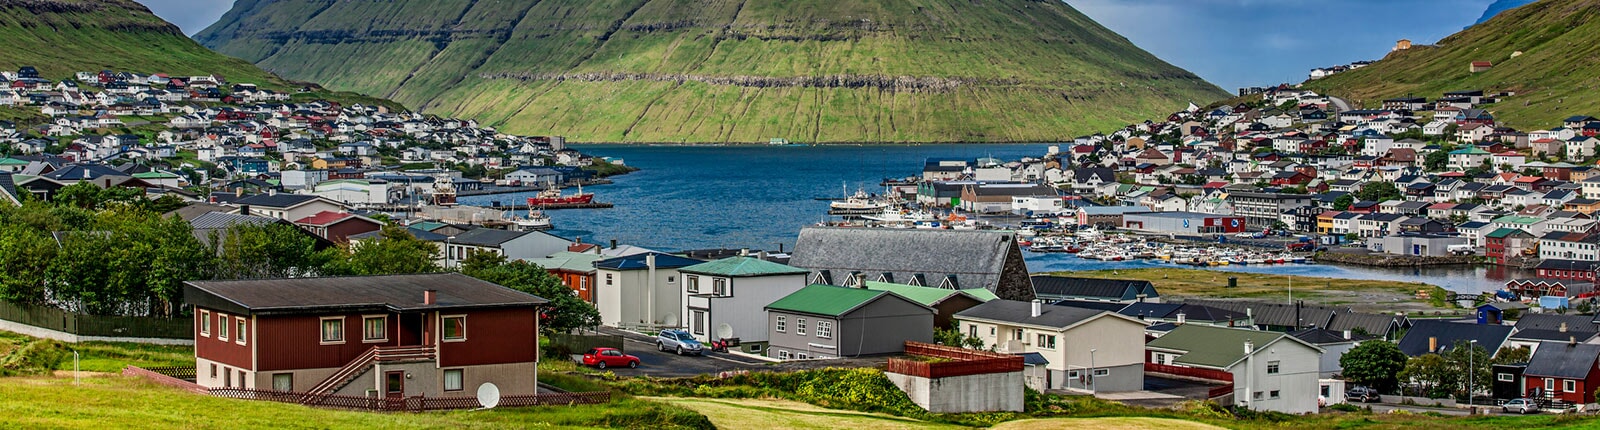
196 0 1228 143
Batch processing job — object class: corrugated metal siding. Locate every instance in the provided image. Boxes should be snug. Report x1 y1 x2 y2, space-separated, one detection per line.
439 308 538 367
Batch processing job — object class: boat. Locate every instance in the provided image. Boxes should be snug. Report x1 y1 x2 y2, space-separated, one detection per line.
862 208 936 223
508 208 553 231
528 183 594 205
829 187 890 214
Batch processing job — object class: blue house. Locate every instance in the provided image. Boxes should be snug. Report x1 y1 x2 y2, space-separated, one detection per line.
1477 302 1530 325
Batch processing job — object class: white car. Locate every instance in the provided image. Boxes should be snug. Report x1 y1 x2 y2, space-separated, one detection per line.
1502 398 1538 414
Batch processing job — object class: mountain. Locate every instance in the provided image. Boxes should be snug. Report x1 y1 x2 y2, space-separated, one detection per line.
194 0 1228 143
1474 0 1539 25
0 0 393 107
1304 0 1600 129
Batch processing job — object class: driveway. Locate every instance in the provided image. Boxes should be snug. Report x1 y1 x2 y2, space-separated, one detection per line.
577 327 891 377
1107 376 1221 408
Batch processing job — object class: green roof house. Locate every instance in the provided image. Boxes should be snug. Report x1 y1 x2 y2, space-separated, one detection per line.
532 251 606 302
678 257 809 347
764 284 934 360
863 281 994 329
1145 324 1323 414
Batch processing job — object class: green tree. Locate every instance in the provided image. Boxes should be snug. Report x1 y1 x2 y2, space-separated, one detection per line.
458 252 600 334
0 223 56 305
1340 341 1408 393
319 225 439 276
1492 346 1532 366
1333 194 1355 211
1399 353 1457 398
1354 182 1401 202
1424 149 1449 171
1444 340 1491 399
45 207 208 316
212 222 322 279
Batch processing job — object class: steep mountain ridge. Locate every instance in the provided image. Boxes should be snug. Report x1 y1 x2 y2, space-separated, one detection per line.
1305 0 1600 128
196 0 1228 143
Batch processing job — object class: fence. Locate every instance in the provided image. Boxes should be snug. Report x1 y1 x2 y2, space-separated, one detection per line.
0 300 190 340
208 387 611 412
123 366 208 395
1144 362 1234 383
1208 383 1235 399
886 342 1025 379
547 332 624 357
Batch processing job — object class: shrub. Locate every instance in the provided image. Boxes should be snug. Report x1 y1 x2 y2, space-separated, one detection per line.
1327 403 1363 413
0 338 69 376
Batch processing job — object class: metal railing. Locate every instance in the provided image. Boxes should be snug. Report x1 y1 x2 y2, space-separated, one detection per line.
303 347 381 398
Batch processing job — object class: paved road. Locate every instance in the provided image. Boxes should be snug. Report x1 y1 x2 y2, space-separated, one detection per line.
1329 96 1355 113
574 328 765 378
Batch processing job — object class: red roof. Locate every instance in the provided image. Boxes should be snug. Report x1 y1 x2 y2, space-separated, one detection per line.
1427 203 1455 210
1203 181 1231 188
568 243 598 253
1514 176 1543 183
1471 61 1493 67
294 211 356 226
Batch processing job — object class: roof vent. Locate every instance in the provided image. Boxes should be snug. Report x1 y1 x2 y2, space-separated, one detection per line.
1031 300 1042 318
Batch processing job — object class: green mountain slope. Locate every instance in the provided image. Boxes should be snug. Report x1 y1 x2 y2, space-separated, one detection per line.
196 0 1228 143
1304 0 1600 129
0 0 395 108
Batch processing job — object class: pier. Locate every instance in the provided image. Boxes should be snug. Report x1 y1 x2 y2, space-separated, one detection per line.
368 202 614 212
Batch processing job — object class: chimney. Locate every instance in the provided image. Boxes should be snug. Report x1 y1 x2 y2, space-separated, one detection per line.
423 289 436 305
1572 336 1579 346
611 239 618 250
1343 330 1352 340
739 248 750 257
1561 322 1569 333
268 188 276 196
575 237 582 245
1429 336 1438 353
1176 312 1187 325
1031 300 1042 318
235 187 244 197
239 204 251 216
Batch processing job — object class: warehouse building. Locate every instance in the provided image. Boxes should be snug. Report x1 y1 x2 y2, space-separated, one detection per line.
1122 212 1248 235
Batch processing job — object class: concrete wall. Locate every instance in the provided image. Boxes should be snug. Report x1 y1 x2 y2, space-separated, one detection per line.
0 318 192 345
1058 363 1143 393
887 371 1025 413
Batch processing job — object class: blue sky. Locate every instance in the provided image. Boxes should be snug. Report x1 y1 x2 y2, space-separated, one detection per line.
138 0 1495 91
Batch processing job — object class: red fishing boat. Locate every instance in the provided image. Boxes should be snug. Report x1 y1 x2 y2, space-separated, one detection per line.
528 184 594 205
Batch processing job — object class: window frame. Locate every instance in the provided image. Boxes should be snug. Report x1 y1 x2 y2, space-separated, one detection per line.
272 373 293 392
775 315 787 333
1266 361 1280 374
1093 369 1109 377
319 316 345 344
216 313 230 342
796 318 807 336
442 315 467 342
1565 379 1577 393
1497 373 1514 382
778 350 790 360
235 316 248 346
443 368 464 392
686 275 699 293
199 310 211 337
362 315 388 343
816 321 832 339
1269 390 1281 399
712 278 728 296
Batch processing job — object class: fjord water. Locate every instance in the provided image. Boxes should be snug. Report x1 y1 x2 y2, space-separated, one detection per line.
459 144 1522 293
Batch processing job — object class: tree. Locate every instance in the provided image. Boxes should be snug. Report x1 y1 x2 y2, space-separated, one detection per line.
458 252 600 334
1492 346 1532 366
1399 353 1458 398
212 223 322 279
1354 182 1401 202
1444 340 1491 399
1340 341 1408 393
319 225 439 276
1333 194 1355 211
1424 149 1449 171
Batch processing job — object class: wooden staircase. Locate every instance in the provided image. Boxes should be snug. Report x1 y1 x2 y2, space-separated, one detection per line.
301 345 436 402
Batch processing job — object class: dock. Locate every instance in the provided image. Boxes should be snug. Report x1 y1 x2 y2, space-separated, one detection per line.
368 202 613 212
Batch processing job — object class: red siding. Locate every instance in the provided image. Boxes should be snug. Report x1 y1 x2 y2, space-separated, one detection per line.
255 313 402 372
325 218 381 242
552 270 595 302
195 308 253 369
439 308 538 367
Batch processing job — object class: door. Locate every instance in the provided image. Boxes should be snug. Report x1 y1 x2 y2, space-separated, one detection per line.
385 371 404 398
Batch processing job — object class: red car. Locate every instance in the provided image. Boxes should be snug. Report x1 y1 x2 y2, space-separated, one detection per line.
581 347 639 369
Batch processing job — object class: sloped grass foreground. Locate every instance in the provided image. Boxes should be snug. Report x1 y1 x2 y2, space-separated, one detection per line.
0 331 191 375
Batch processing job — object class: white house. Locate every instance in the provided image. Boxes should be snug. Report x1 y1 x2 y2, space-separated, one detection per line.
594 252 701 330
955 300 1148 393
1146 325 1324 414
678 256 809 345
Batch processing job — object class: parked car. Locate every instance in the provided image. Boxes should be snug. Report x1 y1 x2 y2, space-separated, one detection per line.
1346 386 1379 403
657 329 704 356
1502 398 1538 414
581 347 639 369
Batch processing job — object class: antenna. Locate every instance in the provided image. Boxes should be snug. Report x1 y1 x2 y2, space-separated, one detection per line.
476 383 501 409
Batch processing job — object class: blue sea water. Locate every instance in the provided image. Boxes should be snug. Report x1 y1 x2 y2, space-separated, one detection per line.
458 144 1524 292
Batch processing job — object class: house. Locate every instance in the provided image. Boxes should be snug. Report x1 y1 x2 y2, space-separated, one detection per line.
1145 325 1324 414
1523 341 1600 404
291 211 383 243
1116 302 1253 329
1536 259 1600 281
1029 276 1160 304
593 252 703 330
531 251 605 302
233 193 347 221
955 299 1147 392
1507 313 1598 353
183 273 546 396
764 284 935 360
864 281 996 330
1289 328 1370 378
443 228 570 267
1397 320 1513 357
789 227 1035 301
678 256 809 348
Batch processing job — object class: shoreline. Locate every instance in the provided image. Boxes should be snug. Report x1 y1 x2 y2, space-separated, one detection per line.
568 141 1068 147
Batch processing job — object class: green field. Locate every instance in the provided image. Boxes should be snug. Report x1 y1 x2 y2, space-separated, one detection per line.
0 331 192 375
1303 0 1600 129
196 0 1230 143
1055 268 1447 311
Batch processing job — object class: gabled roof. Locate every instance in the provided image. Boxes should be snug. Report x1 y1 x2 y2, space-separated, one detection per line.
1396 320 1513 356
1513 313 1600 333
956 299 1127 330
1525 341 1600 379
1289 328 1371 344
532 251 605 274
679 256 808 277
864 281 995 306
1145 325 1319 370
185 273 546 316
189 211 281 230
0 172 17 205
594 252 703 270
766 284 929 318
234 193 327 209
449 227 541 247
1030 275 1159 301
789 227 1020 294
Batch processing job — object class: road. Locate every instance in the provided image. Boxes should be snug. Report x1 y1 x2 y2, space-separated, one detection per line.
574 327 892 377
1329 96 1355 113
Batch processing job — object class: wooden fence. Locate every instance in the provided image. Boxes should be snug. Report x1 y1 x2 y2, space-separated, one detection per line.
886 342 1024 379
208 388 612 412
546 332 624 357
1208 383 1235 399
1145 362 1233 383
0 300 190 340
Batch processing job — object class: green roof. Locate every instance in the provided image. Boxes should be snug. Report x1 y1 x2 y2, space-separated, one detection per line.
132 172 179 179
679 256 808 277
412 221 447 232
1491 216 1541 225
1449 147 1490 155
766 285 887 317
533 251 605 273
0 158 29 166
1145 325 1303 370
863 281 996 306
1485 227 1528 239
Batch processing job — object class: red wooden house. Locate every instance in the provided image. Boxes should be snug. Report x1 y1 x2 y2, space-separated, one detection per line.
292 211 383 242
184 273 546 398
1524 342 1600 404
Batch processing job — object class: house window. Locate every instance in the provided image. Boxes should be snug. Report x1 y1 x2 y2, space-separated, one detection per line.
1269 390 1281 399
1037 334 1057 349
605 273 613 286
778 350 790 360
235 317 248 346
1013 328 1024 341
692 310 706 336
797 353 809 360
713 278 728 296
1068 370 1080 379
200 310 211 337
443 315 466 341
686 276 699 293
776 316 787 333
217 313 230 342
224 368 231 387
1253 391 1263 400
1267 361 1280 374
444 369 463 391
1565 380 1577 393
816 321 832 339
239 370 245 388
797 318 807 336
210 364 217 379
363 316 387 342
579 277 588 291
1094 369 1109 377
1546 378 1555 391
320 317 344 343
990 327 996 336
272 373 293 391
968 324 977 338
1498 373 1514 382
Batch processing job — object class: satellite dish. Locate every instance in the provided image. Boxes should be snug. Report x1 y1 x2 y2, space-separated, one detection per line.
476 383 501 409
716 323 734 340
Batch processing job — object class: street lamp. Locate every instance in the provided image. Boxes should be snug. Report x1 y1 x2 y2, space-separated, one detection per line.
1090 348 1098 395
1468 339 1478 407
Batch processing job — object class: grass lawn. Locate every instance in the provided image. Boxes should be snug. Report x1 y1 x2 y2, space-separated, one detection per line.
655 397 963 430
0 330 193 374
1056 268 1452 313
991 417 1223 430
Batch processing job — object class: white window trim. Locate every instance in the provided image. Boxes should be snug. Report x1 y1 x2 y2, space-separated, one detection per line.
443 368 464 392
235 316 248 346
816 321 832 339
1267 361 1281 374
1565 379 1577 393
778 350 790 360
1093 369 1109 377
319 316 345 344
797 318 807 336
362 315 388 343
443 314 468 342
775 316 787 333
686 275 699 293
216 313 230 342
199 310 211 337
1498 373 1514 382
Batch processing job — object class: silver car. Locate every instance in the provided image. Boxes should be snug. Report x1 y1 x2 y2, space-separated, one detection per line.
656 329 704 355
1502 398 1538 414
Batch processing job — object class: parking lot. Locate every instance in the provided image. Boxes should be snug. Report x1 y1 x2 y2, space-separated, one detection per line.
571 327 891 377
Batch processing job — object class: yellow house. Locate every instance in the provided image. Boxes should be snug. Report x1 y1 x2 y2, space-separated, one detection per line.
1316 211 1338 235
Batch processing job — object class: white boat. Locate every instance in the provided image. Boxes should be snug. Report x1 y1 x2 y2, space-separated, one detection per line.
830 187 890 214
862 208 936 222
509 209 552 231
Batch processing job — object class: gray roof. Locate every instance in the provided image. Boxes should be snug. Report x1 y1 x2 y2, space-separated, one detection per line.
185 273 546 316
234 193 324 209
1032 276 1158 301
1397 320 1513 356
1510 329 1597 343
1525 341 1600 379
1182 298 1406 336
789 227 1020 293
189 212 281 230
450 227 527 247
955 299 1109 329
0 172 16 204
1513 314 1600 334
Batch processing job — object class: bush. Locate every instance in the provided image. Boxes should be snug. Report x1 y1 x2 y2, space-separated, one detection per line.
0 338 69 376
1327 403 1363 413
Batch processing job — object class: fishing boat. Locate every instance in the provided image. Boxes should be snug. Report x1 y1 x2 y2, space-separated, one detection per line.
829 187 890 215
508 208 553 231
528 183 594 205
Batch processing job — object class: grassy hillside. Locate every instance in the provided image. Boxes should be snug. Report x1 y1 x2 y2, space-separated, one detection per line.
0 0 399 109
1304 0 1600 129
196 0 1229 143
